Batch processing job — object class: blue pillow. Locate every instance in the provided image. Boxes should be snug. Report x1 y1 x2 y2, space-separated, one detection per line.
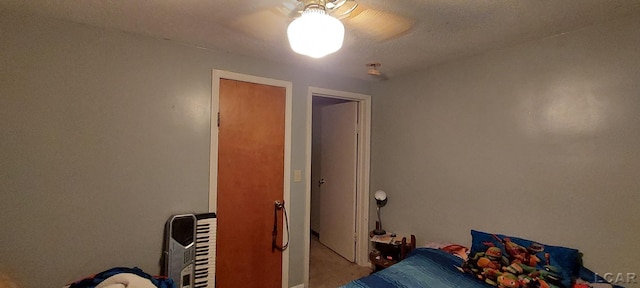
469 230 580 288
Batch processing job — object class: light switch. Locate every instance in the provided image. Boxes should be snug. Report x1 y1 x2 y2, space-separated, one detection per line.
294 169 302 182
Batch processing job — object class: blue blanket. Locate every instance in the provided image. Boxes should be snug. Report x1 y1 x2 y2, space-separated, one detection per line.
342 248 489 288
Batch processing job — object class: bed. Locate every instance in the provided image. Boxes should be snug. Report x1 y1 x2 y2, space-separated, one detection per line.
342 247 486 288
342 230 624 288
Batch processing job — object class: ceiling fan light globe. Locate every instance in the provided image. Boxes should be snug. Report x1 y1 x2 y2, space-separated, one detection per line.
287 11 344 58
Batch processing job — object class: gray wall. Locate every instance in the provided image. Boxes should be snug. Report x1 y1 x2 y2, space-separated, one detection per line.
371 14 640 285
0 11 369 287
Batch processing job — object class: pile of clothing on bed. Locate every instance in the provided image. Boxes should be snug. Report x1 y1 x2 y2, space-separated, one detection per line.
64 267 174 288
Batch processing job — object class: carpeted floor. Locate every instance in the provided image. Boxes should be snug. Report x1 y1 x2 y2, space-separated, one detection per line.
309 235 372 288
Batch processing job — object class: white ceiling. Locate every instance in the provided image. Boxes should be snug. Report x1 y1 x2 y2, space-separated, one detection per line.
3 0 640 80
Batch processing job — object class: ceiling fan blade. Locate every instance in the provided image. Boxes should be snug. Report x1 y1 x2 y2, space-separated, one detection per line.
282 0 359 19
346 6 415 41
279 0 303 18
327 0 359 19
230 7 289 42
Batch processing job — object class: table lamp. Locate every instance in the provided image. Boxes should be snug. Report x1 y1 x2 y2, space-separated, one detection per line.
373 190 388 235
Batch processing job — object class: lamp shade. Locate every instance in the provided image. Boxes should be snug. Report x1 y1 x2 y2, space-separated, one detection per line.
287 9 345 58
373 190 387 235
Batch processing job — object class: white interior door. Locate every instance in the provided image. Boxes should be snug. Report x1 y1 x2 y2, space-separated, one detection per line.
319 101 358 262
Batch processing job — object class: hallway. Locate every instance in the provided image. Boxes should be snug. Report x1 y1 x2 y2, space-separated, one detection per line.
309 235 371 287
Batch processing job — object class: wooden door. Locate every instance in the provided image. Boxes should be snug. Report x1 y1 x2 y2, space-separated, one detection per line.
318 101 358 261
216 78 286 288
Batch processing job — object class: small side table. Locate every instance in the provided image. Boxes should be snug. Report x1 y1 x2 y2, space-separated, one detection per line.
369 233 416 272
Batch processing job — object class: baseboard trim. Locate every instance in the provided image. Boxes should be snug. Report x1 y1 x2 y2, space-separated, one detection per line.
290 284 305 288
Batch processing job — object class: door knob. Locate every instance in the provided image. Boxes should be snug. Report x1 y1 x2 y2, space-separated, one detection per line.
318 178 325 187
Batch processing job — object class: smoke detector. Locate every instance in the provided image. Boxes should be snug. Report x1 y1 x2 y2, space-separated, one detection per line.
366 62 387 80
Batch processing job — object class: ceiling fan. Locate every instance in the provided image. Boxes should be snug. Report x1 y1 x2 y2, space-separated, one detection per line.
285 0 360 19
230 0 415 57
286 0 352 58
284 0 415 41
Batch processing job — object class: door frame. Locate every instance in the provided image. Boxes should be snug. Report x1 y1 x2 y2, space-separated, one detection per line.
304 87 372 287
209 69 292 288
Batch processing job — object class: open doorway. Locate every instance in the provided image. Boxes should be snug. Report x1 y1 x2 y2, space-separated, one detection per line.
304 87 372 287
311 97 356 260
